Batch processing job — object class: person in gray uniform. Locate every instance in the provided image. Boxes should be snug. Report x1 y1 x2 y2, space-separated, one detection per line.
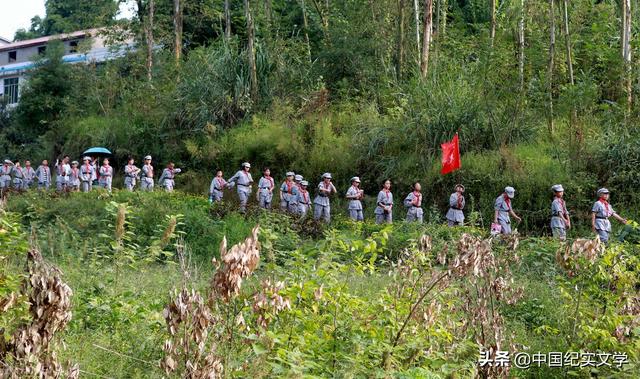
494 186 521 235
446 184 466 227
346 176 364 221
124 158 141 191
35 160 51 190
80 157 95 192
141 155 155 191
591 188 627 244
374 179 393 224
313 173 337 222
280 172 297 212
159 162 182 192
297 180 312 217
68 161 81 192
209 169 227 203
98 158 114 192
12 161 23 190
257 167 275 209
227 162 254 213
22 160 36 190
550 184 571 240
0 160 14 193
404 182 424 223
55 155 71 192
294 174 303 188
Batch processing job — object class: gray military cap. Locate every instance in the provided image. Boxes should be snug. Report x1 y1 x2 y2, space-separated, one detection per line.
294 174 303 182
350 176 361 183
322 173 332 179
300 180 309 186
242 162 251 168
597 188 610 196
286 171 295 177
551 184 564 193
505 186 516 198
144 155 152 161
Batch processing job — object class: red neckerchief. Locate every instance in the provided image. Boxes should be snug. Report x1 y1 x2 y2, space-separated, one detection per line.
300 188 308 203
102 164 111 174
285 181 293 194
84 163 91 174
323 181 331 191
265 175 274 189
383 189 390 202
1 165 9 174
216 177 225 188
168 168 174 178
412 191 421 206
503 193 511 209
556 196 565 213
57 164 65 176
71 167 78 179
242 170 250 181
25 167 33 175
41 166 49 175
457 193 463 209
599 197 610 215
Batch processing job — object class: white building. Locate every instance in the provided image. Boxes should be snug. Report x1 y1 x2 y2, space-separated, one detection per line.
0 29 133 106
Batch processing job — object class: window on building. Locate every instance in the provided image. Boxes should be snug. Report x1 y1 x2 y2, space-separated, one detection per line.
8 51 17 63
69 40 78 53
38 46 46 55
3 78 19 104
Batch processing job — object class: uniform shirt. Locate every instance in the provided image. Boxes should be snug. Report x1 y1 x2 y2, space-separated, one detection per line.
404 191 422 208
0 164 13 178
280 181 298 200
124 164 140 178
210 177 227 193
446 193 465 223
142 164 154 178
228 170 253 192
68 167 80 185
12 166 23 179
35 165 51 183
297 188 311 204
551 197 569 229
494 194 512 223
160 168 181 181
258 176 274 195
375 190 393 215
22 167 36 181
80 163 95 181
56 163 71 178
592 199 615 232
346 186 363 210
314 182 336 206
99 165 113 178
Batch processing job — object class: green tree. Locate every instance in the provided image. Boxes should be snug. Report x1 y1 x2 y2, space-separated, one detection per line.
42 0 119 35
14 41 73 148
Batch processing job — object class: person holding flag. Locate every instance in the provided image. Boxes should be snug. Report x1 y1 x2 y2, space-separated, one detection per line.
446 184 465 226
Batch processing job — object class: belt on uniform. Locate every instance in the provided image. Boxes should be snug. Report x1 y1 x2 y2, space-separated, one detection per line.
450 207 462 210
595 216 608 220
238 183 250 187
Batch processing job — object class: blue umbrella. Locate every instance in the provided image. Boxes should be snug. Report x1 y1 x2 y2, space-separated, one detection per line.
83 147 112 156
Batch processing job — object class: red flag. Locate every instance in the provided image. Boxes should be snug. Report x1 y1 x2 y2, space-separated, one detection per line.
440 133 461 175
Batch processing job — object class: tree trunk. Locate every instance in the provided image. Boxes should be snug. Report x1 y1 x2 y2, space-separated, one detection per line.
561 0 573 85
224 0 231 39
440 0 447 36
547 0 555 134
622 0 632 113
420 0 433 78
518 0 525 90
173 0 183 63
490 0 496 47
396 0 406 80
413 0 420 63
245 0 258 100
145 0 155 81
311 0 330 45
300 0 311 62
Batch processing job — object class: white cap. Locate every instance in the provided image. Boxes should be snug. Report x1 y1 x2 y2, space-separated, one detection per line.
294 174 303 181
322 173 332 179
71 161 79 165
300 180 309 186
3 159 13 165
551 184 564 192
144 155 152 160
597 188 610 196
505 186 515 198
83 156 91 161
351 176 361 183
286 171 295 177
242 162 251 168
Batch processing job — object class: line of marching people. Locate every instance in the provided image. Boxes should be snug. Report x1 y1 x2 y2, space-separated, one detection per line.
208 163 629 244
0 156 181 194
2 157 628 244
